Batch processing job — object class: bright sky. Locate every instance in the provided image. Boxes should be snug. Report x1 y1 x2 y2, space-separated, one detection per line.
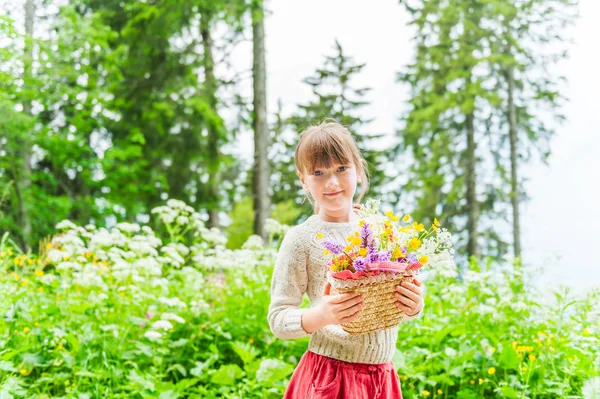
245 0 600 294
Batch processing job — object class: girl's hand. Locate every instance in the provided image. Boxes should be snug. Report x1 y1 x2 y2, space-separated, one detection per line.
395 278 423 316
352 203 361 214
318 282 364 326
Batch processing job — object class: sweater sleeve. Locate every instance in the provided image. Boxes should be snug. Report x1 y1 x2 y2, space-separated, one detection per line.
267 227 311 339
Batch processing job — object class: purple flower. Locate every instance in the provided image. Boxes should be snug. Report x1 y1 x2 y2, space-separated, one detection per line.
146 312 153 319
365 251 377 263
377 251 392 262
366 250 392 263
407 253 418 264
353 257 367 272
360 223 375 250
322 239 345 255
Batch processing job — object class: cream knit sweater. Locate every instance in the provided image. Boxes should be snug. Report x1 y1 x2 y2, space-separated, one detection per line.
267 215 423 365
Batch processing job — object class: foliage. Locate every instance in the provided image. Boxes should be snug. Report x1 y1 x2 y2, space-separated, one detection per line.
0 200 598 397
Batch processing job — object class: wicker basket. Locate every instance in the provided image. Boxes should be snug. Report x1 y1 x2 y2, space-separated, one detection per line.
328 270 417 335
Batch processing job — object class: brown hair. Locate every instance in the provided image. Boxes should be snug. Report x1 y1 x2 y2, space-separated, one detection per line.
294 120 369 212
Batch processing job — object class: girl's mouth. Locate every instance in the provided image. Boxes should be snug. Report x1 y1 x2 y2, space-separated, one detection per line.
323 190 343 197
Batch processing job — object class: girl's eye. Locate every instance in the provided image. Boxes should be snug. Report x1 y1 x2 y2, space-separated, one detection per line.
313 171 323 176
338 166 348 172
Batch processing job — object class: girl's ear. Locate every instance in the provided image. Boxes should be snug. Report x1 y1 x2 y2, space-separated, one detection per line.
297 170 306 187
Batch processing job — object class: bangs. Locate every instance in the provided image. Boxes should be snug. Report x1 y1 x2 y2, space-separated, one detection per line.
295 127 357 174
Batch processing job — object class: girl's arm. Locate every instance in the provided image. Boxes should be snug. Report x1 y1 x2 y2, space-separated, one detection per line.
267 226 311 339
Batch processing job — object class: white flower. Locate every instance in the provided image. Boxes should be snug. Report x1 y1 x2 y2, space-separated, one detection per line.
116 222 141 234
161 313 185 324
158 297 186 308
47 249 68 263
56 220 77 230
144 331 162 341
176 215 189 225
242 235 264 250
90 229 114 247
40 274 57 285
129 240 159 257
56 261 83 271
152 320 173 331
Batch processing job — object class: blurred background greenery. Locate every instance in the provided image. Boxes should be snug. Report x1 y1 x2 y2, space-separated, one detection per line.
1 0 599 397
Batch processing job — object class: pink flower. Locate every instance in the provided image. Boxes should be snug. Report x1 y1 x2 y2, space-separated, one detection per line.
146 312 153 319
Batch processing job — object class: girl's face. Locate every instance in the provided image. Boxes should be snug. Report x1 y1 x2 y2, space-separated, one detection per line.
298 162 360 222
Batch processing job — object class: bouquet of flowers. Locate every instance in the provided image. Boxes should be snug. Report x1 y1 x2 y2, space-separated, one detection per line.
318 199 453 334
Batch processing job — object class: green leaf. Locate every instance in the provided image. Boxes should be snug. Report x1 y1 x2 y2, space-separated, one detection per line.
500 386 519 398
210 364 244 385
500 345 519 370
255 359 294 385
231 341 260 366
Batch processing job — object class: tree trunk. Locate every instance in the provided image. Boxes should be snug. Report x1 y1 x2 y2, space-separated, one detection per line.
251 1 270 242
507 65 521 259
200 12 220 229
18 0 35 250
465 112 479 259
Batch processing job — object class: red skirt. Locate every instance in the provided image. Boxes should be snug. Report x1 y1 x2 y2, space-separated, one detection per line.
283 350 403 399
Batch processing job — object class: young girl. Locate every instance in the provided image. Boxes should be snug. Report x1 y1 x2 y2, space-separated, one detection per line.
268 121 424 399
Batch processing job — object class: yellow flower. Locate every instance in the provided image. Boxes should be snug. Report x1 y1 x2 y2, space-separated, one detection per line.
437 389 443 394
528 354 536 361
432 225 439 232
488 347 496 354
316 233 323 239
35 322 39 327
385 211 394 218
470 380 475 384
488 367 496 375
20 369 27 376
433 217 440 227
24 327 30 333
409 237 421 250
35 270 44 277
419 255 428 265
38 287 43 292
358 248 367 257
323 249 330 255
403 215 411 222
46 242 53 249
63 255 70 261
583 328 590 335
345 246 352 252
413 222 425 232
359 220 365 227
392 248 403 259
422 390 430 397
351 237 361 246
479 378 483 385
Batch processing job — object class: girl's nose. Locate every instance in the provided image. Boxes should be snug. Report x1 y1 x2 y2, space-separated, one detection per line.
326 174 339 187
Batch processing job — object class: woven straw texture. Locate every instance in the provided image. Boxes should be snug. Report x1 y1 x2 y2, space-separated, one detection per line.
330 274 416 335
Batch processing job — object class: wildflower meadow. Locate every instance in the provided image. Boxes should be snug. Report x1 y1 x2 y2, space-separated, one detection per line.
0 200 598 398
